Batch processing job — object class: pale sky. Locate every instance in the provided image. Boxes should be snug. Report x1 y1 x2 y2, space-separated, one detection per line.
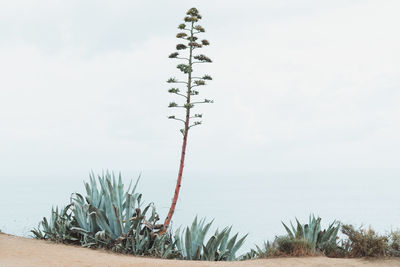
1 0 400 244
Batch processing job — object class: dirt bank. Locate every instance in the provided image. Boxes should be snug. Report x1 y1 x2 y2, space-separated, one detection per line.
1 233 400 267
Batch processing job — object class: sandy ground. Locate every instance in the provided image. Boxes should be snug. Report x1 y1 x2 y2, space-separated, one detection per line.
1 233 400 267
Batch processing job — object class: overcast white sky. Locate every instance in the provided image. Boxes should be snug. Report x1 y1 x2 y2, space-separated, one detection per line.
1 1 400 239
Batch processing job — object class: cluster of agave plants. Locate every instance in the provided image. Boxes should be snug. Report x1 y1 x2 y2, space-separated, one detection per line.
32 172 350 261
242 215 341 259
32 173 247 260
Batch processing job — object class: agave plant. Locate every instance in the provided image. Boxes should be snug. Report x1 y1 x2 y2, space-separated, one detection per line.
70 172 143 245
71 172 176 256
175 217 247 261
32 204 79 243
281 214 340 252
175 217 213 260
32 172 177 258
203 227 247 261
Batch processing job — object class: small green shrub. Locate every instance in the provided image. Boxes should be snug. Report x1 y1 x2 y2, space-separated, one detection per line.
387 230 400 257
341 224 388 257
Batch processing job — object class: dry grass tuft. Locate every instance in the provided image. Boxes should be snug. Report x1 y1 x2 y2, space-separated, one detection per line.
256 236 314 258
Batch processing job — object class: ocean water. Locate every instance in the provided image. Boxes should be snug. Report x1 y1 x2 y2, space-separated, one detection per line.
1 169 399 253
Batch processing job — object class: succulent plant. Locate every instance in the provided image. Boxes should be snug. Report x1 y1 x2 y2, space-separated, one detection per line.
175 217 212 260
174 217 247 261
70 172 143 244
32 172 177 258
31 205 79 244
281 214 340 252
32 173 249 261
203 227 247 261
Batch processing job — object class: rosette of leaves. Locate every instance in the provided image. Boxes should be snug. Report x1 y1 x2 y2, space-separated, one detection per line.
69 172 143 247
281 214 340 253
174 217 247 261
70 172 176 257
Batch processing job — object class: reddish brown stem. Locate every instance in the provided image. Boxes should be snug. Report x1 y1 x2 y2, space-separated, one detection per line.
163 123 189 228
163 21 195 229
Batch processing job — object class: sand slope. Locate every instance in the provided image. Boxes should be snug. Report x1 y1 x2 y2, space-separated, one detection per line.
1 233 400 267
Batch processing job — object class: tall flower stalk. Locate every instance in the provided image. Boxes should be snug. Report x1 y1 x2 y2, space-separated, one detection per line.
164 7 213 229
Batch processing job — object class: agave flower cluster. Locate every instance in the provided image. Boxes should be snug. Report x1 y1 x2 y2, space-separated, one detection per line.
167 7 213 134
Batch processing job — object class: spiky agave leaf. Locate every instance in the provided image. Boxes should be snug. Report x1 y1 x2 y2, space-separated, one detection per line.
228 234 248 261
282 221 295 239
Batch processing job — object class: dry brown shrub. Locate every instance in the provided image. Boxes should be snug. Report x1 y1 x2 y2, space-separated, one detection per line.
341 224 388 258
